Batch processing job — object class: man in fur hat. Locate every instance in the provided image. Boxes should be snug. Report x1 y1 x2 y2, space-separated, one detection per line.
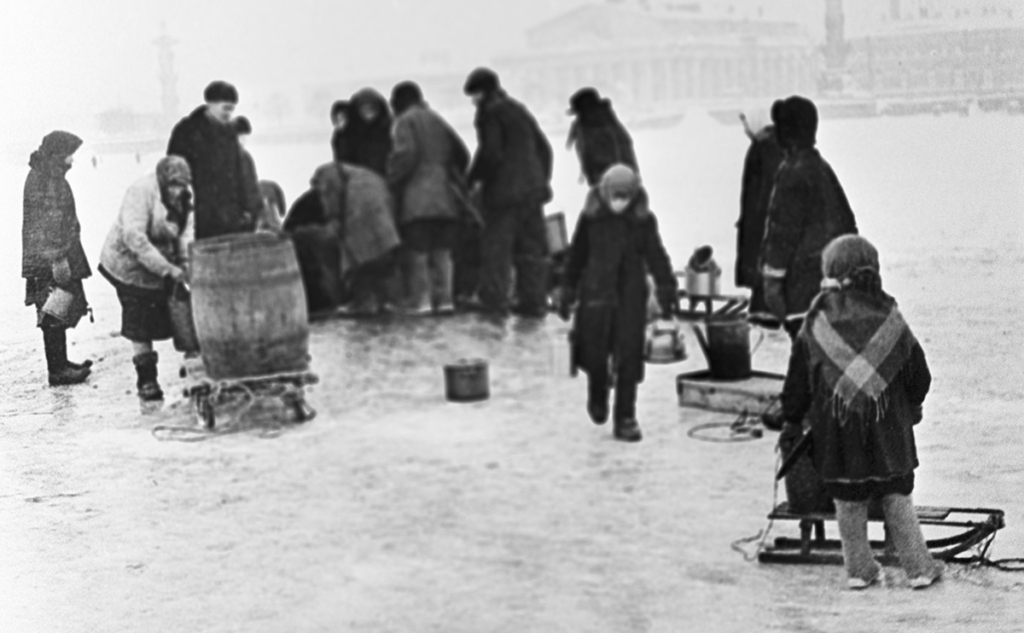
464 67 553 318
167 80 263 239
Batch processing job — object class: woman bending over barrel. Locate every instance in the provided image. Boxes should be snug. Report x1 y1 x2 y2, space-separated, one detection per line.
99 156 194 400
778 235 944 590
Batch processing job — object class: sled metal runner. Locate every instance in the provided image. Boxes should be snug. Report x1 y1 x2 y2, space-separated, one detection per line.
180 358 318 430
758 502 1005 565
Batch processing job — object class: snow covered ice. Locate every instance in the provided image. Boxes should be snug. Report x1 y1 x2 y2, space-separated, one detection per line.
1 110 1023 631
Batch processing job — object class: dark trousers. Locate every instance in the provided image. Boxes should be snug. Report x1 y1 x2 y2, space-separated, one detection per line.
478 203 549 314
453 223 482 301
587 364 639 420
349 252 399 309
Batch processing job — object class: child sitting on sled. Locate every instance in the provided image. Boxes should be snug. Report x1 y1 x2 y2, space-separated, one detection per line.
778 234 944 590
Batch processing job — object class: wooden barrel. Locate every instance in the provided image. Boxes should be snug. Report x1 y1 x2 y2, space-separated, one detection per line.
190 232 309 380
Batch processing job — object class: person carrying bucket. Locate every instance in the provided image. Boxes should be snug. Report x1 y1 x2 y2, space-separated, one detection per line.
98 156 195 401
21 130 94 386
557 164 678 442
777 235 943 590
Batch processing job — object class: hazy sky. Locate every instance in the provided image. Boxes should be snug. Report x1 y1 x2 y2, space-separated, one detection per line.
0 0 584 142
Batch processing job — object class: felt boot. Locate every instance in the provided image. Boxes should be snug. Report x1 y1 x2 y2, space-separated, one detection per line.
44 327 90 386
133 351 163 401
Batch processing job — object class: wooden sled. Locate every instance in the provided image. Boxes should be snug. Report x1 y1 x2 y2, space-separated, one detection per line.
180 357 318 430
758 501 1005 565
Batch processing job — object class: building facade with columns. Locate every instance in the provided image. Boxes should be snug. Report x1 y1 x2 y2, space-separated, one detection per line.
492 2 819 118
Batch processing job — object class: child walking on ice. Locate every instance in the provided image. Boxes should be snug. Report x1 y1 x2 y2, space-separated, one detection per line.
558 164 678 442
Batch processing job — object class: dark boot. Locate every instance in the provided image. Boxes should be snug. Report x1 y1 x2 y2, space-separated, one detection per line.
43 327 90 386
613 417 643 442
133 351 163 401
587 377 609 425
612 379 641 441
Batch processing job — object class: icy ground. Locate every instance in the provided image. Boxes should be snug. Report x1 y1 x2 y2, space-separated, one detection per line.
1 111 1023 631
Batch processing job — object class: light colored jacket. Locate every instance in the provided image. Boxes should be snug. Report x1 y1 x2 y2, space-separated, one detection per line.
100 173 193 290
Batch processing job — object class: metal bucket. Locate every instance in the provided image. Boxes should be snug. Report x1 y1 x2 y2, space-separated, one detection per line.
684 266 721 297
444 359 489 402
545 213 568 255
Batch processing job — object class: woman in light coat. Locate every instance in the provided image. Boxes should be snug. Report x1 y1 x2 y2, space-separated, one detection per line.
99 156 194 400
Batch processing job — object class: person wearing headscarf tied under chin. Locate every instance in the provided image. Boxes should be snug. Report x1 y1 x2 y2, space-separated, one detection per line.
22 130 94 387
778 235 944 591
558 164 678 442
99 156 195 401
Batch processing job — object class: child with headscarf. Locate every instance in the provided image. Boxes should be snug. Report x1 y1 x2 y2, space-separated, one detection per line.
21 130 93 386
99 156 195 400
558 164 678 442
778 235 943 590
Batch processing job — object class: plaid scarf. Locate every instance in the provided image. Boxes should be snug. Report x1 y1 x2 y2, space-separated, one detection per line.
802 289 917 426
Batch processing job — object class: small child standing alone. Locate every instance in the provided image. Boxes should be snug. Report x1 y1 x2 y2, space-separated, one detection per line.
558 164 678 442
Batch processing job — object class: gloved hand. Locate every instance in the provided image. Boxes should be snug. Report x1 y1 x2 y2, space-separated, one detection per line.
52 258 72 286
777 421 804 454
657 287 679 318
557 287 575 322
763 277 787 322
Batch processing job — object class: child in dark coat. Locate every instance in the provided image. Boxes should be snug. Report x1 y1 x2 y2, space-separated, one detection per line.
559 164 678 442
779 235 943 590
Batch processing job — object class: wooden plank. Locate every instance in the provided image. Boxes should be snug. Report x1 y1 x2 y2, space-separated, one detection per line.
768 502 952 522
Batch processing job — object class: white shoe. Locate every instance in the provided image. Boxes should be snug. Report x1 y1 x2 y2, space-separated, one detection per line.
847 569 884 590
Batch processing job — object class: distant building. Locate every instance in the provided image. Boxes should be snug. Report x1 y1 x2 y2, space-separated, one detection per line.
843 3 1024 106
492 1 819 116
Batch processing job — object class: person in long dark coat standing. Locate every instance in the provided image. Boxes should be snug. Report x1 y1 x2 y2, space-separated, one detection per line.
736 109 784 316
335 88 392 178
760 95 858 337
464 67 553 318
558 165 678 442
22 131 94 386
566 87 638 186
387 81 472 315
167 80 263 239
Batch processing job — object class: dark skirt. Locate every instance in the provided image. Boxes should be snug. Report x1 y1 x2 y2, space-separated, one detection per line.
99 266 172 343
825 472 915 503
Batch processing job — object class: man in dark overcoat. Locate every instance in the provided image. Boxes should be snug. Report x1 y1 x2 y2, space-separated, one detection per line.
464 67 553 318
167 80 263 239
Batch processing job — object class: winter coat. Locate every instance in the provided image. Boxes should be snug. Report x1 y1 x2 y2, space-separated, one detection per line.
562 189 677 385
334 89 393 177
759 147 858 317
567 103 638 186
312 162 400 276
387 103 471 225
167 106 262 239
467 90 553 212
285 190 343 313
99 173 193 291
735 125 784 289
22 143 91 283
781 308 931 486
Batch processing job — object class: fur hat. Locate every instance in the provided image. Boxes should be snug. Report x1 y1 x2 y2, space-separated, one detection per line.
157 155 192 187
567 87 606 115
464 67 500 95
203 80 239 104
772 95 817 148
390 81 424 116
